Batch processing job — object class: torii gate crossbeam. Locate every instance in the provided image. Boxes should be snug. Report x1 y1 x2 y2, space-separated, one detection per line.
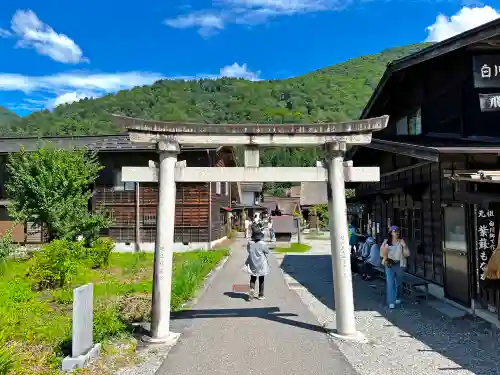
114 114 389 345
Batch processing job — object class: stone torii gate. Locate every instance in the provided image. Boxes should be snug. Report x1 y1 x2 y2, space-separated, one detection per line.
114 114 389 344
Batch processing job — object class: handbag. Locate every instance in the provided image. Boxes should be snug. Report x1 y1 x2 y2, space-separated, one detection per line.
382 258 395 268
241 264 253 275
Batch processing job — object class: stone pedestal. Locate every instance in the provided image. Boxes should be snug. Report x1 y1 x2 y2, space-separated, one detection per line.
62 344 101 371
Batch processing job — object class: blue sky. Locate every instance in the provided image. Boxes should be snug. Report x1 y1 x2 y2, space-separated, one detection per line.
1 0 500 116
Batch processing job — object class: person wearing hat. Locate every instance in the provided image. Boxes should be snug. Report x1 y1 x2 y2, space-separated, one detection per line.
360 236 380 280
381 225 410 309
245 223 270 300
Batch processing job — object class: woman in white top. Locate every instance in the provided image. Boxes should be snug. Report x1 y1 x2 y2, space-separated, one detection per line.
381 225 410 309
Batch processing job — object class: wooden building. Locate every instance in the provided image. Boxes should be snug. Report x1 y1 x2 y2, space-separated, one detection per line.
350 19 500 322
0 135 235 251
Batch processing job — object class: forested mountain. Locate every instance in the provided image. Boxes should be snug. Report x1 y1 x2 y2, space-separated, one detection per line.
1 43 430 195
2 43 429 137
0 107 20 127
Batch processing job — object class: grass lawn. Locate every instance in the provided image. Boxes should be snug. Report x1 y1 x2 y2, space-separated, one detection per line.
0 249 228 375
273 243 311 253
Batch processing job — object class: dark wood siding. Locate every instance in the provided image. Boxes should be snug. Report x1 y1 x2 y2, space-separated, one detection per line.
356 152 444 285
94 149 215 245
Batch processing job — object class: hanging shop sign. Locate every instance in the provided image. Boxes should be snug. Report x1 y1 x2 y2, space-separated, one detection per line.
479 93 500 112
474 55 500 88
477 207 497 281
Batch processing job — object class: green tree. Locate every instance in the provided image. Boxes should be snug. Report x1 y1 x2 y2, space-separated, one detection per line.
310 204 329 227
5 145 111 242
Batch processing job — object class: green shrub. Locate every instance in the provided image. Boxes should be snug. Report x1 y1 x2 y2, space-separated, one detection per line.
87 237 114 268
0 332 15 375
93 305 128 342
0 231 16 274
0 347 15 375
27 240 82 289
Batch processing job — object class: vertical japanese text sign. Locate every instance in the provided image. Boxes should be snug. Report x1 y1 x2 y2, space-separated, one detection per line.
477 207 497 281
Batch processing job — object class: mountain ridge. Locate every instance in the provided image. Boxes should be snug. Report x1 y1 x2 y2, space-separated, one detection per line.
1 43 431 138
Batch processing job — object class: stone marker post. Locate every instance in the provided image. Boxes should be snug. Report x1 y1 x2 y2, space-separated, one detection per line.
62 283 101 371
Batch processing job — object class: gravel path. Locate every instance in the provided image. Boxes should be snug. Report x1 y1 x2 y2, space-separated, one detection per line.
277 240 500 375
155 237 358 375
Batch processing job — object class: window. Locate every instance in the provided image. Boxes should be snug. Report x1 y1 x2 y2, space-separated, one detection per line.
143 213 156 225
443 206 467 251
113 170 135 191
396 117 408 135
396 108 422 136
392 208 422 242
216 182 221 195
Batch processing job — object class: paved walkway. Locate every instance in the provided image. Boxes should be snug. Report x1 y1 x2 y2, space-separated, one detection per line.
278 238 500 375
156 236 357 375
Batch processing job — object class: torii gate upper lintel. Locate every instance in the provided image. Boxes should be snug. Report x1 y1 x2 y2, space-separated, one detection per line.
113 114 389 345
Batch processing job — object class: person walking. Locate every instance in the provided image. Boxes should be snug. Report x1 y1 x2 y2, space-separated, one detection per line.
381 225 410 309
360 236 380 280
245 223 270 300
348 219 362 255
267 217 275 242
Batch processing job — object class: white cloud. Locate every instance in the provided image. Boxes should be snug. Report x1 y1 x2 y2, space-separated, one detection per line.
0 71 164 111
165 0 342 35
164 12 226 37
220 62 260 80
426 6 500 42
0 71 164 94
1 63 260 111
3 9 88 64
50 92 97 108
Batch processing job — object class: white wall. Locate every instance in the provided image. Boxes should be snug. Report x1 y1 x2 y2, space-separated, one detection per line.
242 191 255 206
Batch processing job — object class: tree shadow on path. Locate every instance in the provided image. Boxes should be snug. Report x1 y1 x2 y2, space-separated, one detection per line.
171 306 325 333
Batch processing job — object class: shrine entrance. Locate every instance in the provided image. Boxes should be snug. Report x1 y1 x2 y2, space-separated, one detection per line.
114 114 388 344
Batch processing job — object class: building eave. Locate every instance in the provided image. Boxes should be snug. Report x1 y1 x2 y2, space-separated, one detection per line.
361 18 500 119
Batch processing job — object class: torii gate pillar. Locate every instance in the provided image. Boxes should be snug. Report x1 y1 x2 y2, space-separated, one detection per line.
144 140 180 344
326 143 362 341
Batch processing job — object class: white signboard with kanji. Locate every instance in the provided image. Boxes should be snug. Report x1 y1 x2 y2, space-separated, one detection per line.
477 208 496 281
